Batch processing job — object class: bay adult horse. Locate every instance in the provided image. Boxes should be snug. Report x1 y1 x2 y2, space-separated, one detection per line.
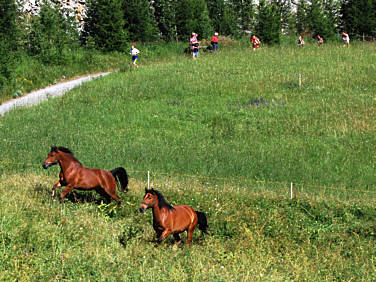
139 188 208 245
42 146 128 204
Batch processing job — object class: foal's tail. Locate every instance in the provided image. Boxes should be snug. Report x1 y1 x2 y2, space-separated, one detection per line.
111 167 129 192
195 211 209 234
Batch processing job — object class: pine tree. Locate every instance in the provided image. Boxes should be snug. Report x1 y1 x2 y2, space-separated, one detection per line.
306 0 336 40
296 0 308 34
341 0 376 40
272 0 294 35
255 0 281 44
153 0 177 42
206 0 239 37
175 0 213 40
0 0 18 51
123 0 159 42
234 0 255 35
0 0 18 85
322 0 340 39
82 0 127 52
27 1 78 63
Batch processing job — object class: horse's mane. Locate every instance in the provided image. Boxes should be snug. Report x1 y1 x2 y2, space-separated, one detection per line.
147 189 175 210
51 146 74 156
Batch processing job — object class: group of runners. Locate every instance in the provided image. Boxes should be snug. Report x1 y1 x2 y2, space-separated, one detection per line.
188 32 261 58
189 32 219 59
129 31 351 65
298 32 350 47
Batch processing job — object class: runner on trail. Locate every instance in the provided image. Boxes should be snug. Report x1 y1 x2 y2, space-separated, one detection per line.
190 33 199 59
342 32 350 46
297 35 305 47
130 45 140 67
211 32 219 53
317 35 324 45
250 35 261 51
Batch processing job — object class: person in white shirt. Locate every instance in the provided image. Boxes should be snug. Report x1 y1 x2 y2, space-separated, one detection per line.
342 32 350 46
130 45 140 66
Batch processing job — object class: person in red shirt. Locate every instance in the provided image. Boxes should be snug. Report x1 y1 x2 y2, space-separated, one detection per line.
211 32 219 53
250 35 261 51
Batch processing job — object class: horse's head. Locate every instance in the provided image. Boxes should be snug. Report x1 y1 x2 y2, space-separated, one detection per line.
42 146 59 169
139 188 158 213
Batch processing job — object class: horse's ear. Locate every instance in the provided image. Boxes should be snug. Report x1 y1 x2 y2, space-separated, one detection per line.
50 146 57 152
145 187 148 193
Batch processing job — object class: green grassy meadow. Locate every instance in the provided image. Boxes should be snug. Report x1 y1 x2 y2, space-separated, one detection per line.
1 42 376 280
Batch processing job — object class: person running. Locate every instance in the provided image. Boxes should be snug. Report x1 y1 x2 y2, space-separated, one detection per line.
317 35 324 45
297 35 305 47
342 32 350 46
130 45 140 67
211 32 219 53
250 35 261 51
190 33 199 59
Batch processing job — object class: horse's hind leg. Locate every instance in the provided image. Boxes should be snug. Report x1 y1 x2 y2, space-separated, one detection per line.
186 225 197 245
173 233 182 245
103 186 121 204
95 187 112 203
60 185 75 202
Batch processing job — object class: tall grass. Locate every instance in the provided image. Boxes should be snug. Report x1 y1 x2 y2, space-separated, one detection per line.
1 42 375 189
0 42 188 104
0 174 375 280
1 42 376 280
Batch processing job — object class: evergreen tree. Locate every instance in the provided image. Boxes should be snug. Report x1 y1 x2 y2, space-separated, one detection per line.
27 1 77 64
206 0 239 37
356 0 376 39
322 0 340 38
0 0 18 51
296 0 308 34
82 0 127 52
175 0 212 40
0 0 18 86
255 0 281 44
123 0 159 42
153 0 177 42
272 0 294 35
233 0 255 35
341 0 376 39
306 0 336 40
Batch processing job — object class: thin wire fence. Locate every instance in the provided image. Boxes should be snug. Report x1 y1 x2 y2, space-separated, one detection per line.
1 160 376 202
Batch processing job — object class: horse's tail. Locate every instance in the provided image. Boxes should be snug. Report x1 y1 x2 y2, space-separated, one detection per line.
111 167 129 192
195 211 209 234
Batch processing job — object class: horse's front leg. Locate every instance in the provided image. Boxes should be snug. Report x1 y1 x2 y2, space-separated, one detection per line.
59 185 75 203
51 181 61 197
52 172 65 197
158 229 172 243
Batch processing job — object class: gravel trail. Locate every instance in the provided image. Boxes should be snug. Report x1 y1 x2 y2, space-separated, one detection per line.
0 72 110 116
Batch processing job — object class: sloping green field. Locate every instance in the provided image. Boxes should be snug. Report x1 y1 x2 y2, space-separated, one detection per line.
1 43 376 280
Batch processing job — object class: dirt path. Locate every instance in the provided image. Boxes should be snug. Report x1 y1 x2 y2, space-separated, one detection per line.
0 72 111 116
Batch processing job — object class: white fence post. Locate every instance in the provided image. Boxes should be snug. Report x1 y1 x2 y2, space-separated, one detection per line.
290 182 293 199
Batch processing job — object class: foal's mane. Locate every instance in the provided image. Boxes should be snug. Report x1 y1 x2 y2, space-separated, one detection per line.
147 189 175 210
51 146 74 156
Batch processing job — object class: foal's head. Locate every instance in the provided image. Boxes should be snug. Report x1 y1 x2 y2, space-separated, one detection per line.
42 146 73 169
139 188 158 213
139 188 174 213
